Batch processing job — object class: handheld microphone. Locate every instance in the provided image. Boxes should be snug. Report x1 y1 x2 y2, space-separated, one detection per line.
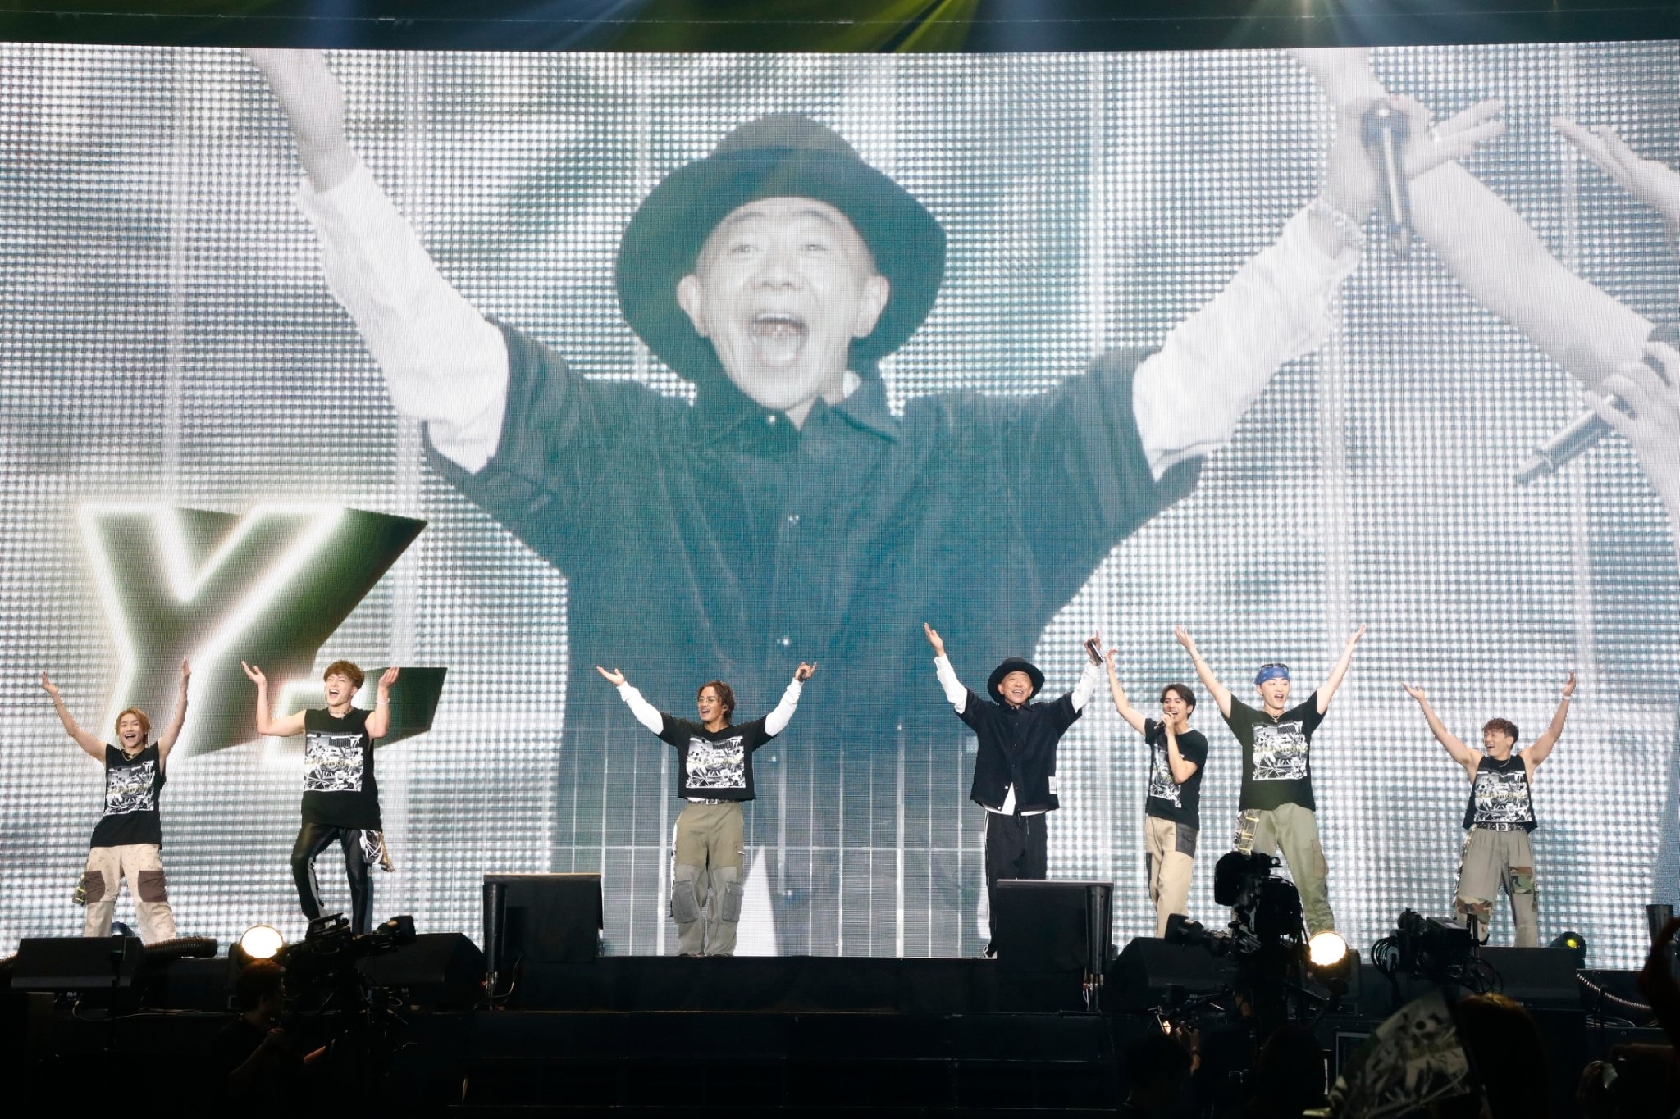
1514 327 1678 485
1361 103 1412 257
1514 411 1613 485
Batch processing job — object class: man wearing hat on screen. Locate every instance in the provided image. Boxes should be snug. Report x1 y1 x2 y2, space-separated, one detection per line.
923 623 1104 954
248 49 1495 952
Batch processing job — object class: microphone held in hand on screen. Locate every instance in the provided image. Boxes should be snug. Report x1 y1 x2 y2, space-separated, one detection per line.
1516 325 1679 485
1362 102 1413 258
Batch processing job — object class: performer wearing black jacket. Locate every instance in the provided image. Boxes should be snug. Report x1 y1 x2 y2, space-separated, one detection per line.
924 622 1103 954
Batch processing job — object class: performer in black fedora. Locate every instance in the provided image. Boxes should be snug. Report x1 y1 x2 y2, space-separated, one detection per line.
924 623 1103 954
250 49 1498 951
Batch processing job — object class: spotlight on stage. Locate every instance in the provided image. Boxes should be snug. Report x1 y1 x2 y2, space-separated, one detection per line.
1305 930 1354 991
1307 930 1349 969
236 924 285 962
1549 929 1587 967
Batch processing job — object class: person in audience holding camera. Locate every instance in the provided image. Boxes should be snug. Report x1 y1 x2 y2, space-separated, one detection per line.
244 658 398 935
1403 675 1575 946
1106 650 1208 938
42 659 189 943
1175 624 1365 938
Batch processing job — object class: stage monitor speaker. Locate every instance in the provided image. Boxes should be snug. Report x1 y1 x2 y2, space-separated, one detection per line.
1477 946 1582 1009
11 936 143 991
1110 938 1235 1011
484 873 602 968
993 880 1112 976
357 932 486 1008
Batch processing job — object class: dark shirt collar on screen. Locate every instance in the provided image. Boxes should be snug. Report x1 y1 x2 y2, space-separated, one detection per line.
693 369 900 448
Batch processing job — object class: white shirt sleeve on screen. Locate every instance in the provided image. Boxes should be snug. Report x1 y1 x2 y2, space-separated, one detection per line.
1070 661 1103 712
934 655 968 713
614 683 664 735
764 679 804 737
294 160 508 473
1131 205 1363 479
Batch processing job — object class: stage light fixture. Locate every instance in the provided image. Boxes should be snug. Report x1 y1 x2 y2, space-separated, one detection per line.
1550 930 1587 967
1307 930 1349 969
238 924 284 961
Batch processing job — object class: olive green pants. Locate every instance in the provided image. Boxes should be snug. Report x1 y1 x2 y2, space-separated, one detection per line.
1236 804 1335 936
671 801 744 956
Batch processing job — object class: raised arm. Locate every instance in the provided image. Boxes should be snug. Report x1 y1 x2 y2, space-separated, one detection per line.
154 659 192 764
764 663 817 737
1316 624 1367 714
363 666 399 740
1174 627 1232 719
1594 342 1680 546
1070 635 1104 712
1104 649 1149 735
1402 683 1478 775
1554 118 1680 256
1523 672 1577 768
924 623 969 713
1129 50 1503 478
41 673 103 759
246 49 509 472
1299 49 1651 394
596 665 664 735
242 662 306 738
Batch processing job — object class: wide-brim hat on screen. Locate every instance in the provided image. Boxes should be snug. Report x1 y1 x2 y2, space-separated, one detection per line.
615 114 947 386
988 658 1044 702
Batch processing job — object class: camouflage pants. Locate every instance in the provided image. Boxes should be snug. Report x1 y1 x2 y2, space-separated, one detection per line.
1456 827 1538 947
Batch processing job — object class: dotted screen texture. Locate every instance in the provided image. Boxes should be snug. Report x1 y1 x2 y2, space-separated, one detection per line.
0 44 1676 967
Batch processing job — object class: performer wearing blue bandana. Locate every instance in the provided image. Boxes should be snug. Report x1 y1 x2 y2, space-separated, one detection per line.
1174 624 1365 937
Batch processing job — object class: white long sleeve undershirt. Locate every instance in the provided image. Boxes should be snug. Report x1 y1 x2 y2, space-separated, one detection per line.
933 656 1101 815
763 678 804 737
296 160 1362 480
614 682 663 734
614 677 804 736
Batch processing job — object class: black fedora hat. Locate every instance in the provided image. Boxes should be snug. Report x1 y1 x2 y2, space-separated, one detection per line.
615 114 946 385
987 658 1045 703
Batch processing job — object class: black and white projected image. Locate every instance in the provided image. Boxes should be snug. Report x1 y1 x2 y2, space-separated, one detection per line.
2 42 1678 965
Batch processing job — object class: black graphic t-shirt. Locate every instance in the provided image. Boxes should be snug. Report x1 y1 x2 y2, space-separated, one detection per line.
89 743 165 848
1463 753 1536 832
1224 694 1324 811
1142 719 1209 826
658 716 774 802
301 707 381 829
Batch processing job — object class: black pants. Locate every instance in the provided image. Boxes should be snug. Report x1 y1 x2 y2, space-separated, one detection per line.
984 811 1048 942
292 823 374 934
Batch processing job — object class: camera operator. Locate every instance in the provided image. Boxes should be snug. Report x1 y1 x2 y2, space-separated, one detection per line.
208 960 324 1112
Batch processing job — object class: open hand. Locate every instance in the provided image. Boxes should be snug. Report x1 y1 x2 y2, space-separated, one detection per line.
1554 118 1680 229
378 666 400 690
241 661 267 686
595 665 626 687
1401 683 1426 702
40 672 59 700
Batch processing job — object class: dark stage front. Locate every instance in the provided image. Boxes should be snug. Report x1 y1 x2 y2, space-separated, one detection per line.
3 936 1667 1116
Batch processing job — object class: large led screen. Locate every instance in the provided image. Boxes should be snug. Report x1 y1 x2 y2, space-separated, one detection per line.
2 42 1677 966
